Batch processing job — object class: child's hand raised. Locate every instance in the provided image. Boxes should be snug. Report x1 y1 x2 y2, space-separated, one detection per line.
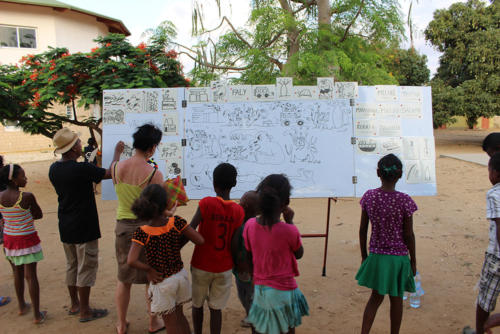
147 268 163 284
283 206 294 224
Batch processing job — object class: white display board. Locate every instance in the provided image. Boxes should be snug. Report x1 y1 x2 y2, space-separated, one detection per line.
101 83 436 200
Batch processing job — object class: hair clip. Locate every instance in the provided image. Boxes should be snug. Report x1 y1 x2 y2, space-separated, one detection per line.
382 165 398 173
8 163 14 180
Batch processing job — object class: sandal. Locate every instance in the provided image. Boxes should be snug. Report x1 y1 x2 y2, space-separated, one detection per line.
79 308 108 322
68 307 80 315
34 311 47 325
0 296 11 307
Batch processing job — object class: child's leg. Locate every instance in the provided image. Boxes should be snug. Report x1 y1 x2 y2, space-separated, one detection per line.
24 262 42 321
476 304 490 334
146 283 165 332
162 306 190 334
9 261 27 314
192 306 204 334
361 290 384 334
388 295 403 334
176 305 191 334
209 307 222 334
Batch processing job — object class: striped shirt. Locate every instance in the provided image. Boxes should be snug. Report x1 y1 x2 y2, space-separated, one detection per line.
0 192 36 237
486 183 500 257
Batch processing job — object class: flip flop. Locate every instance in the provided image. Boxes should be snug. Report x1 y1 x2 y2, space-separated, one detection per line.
34 311 47 325
462 326 475 334
0 296 11 306
148 326 165 334
68 307 80 315
79 308 108 323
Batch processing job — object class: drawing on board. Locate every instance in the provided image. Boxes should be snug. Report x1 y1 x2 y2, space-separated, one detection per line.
335 82 358 99
143 90 159 113
163 113 179 136
276 77 292 99
187 88 210 103
253 85 275 101
379 103 400 116
103 92 125 107
402 138 420 160
121 142 134 159
288 168 315 188
190 105 223 124
285 130 319 163
227 85 251 102
185 129 221 159
379 137 402 154
355 119 377 136
165 157 183 178
210 80 226 103
356 103 377 118
188 164 213 190
400 86 422 102
421 137 434 160
158 142 182 160
293 86 319 100
123 91 144 113
375 85 398 102
405 160 420 183
161 88 177 110
103 108 125 125
318 78 334 99
357 138 378 154
420 160 436 183
378 120 401 137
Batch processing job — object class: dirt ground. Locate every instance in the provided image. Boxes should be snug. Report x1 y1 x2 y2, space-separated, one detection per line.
0 128 497 333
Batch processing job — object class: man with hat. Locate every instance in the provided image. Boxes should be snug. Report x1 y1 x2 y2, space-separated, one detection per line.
49 128 123 323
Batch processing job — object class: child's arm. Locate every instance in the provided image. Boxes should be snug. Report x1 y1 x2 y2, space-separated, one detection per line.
403 215 417 275
127 243 162 284
182 226 204 245
23 192 42 220
231 225 243 265
359 209 369 262
282 207 303 259
294 245 304 259
485 313 500 333
190 207 202 229
494 218 500 248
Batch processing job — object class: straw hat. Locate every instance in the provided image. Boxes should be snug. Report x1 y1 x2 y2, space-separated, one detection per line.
53 128 79 154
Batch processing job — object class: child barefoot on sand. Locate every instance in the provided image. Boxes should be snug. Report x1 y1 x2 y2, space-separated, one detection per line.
243 174 309 334
127 184 204 334
0 164 46 323
356 154 417 334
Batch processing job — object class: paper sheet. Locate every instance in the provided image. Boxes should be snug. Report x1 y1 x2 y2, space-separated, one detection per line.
186 87 210 103
335 82 358 99
378 119 401 137
226 85 252 102
400 86 422 102
252 85 276 101
317 77 335 99
210 80 226 103
355 119 377 136
161 88 177 111
162 113 179 136
293 86 319 100
276 77 293 99
356 103 377 118
158 142 182 160
375 85 398 101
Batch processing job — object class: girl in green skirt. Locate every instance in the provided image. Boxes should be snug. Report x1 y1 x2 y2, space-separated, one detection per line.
356 154 417 334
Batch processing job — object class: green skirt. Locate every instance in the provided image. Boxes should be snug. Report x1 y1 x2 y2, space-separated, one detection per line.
355 253 415 298
6 250 43 266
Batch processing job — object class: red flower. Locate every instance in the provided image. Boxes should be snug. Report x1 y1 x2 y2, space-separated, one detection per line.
91 47 99 53
166 50 178 59
21 79 27 85
128 62 136 68
137 42 146 51
105 43 112 47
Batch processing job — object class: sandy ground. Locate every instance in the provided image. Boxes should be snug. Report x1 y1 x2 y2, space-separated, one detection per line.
0 128 497 333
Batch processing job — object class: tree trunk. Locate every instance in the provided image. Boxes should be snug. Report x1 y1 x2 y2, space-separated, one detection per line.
318 0 332 52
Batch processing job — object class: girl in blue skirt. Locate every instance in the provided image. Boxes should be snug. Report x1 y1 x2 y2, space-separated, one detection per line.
356 154 417 334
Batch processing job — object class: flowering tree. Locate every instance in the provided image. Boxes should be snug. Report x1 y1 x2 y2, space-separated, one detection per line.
0 34 189 139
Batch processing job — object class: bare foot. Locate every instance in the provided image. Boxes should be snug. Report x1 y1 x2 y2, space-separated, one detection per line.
116 321 130 334
18 302 31 316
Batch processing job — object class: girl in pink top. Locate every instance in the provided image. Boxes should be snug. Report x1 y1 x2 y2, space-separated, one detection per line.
243 174 308 334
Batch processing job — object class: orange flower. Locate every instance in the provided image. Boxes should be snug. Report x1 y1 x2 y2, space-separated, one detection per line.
166 50 178 59
137 42 146 51
105 43 112 47
128 62 136 68
91 47 99 53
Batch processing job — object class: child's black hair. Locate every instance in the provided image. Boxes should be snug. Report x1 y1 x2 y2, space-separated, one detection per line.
87 137 97 146
489 152 500 173
377 154 403 182
133 123 162 152
131 184 167 221
213 163 237 190
482 133 500 152
0 164 21 191
0 155 3 168
256 174 291 227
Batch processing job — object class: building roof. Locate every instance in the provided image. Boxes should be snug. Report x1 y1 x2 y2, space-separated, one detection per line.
0 0 130 36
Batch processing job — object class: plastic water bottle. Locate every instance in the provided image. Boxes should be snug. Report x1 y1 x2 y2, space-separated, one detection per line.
410 271 423 308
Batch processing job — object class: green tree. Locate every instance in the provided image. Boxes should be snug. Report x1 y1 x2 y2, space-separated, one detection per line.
168 0 405 85
385 48 430 86
425 0 499 128
0 34 189 138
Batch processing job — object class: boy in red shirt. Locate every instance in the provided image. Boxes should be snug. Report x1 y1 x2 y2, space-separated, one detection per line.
190 163 244 334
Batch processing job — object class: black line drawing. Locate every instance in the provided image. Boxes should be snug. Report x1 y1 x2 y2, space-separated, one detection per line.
165 157 182 177
285 130 319 163
253 85 275 101
403 138 420 160
293 86 318 99
103 92 125 107
335 82 358 99
227 85 251 102
187 88 210 103
124 91 143 113
375 85 398 101
380 138 402 154
185 129 221 159
357 138 378 154
163 113 178 136
161 88 177 110
159 142 181 160
210 80 226 103
318 78 334 99
121 142 134 159
143 90 159 113
276 77 292 98
400 86 422 102
103 109 125 125
191 105 224 124
405 161 421 183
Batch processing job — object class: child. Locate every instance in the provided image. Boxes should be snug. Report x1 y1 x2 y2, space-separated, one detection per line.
190 163 245 334
356 154 417 334
243 174 309 334
83 137 98 165
472 152 500 334
127 184 204 334
0 164 46 324
483 133 500 157
231 190 259 327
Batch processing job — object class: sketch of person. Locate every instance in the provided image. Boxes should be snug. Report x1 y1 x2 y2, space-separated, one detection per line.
285 130 319 163
318 79 333 98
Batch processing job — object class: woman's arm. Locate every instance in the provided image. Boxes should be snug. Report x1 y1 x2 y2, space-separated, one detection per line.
403 215 416 275
359 209 369 262
127 242 162 283
103 141 124 179
182 225 204 245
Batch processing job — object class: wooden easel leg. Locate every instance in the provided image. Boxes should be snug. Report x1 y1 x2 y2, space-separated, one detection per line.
322 197 333 276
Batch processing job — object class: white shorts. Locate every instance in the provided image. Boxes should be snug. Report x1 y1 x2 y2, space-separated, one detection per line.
148 268 191 315
191 267 232 310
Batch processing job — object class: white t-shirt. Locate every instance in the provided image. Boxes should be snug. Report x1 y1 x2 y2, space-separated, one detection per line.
486 183 500 257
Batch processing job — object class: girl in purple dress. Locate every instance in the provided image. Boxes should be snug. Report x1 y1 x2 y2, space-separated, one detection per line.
356 154 417 334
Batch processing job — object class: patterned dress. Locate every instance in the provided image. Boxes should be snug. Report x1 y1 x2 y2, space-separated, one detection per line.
0 192 43 266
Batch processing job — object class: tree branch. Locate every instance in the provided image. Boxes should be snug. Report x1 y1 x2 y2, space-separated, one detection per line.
178 51 249 71
263 30 285 48
202 16 252 49
340 0 365 43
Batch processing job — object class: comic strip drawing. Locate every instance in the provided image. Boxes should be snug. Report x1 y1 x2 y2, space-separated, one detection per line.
103 92 125 107
378 120 401 137
318 78 334 99
293 86 318 100
335 82 358 99
161 89 177 110
400 86 422 102
124 91 143 113
356 103 377 118
276 77 292 99
159 142 181 160
210 80 226 103
190 105 223 124
143 90 159 113
285 130 319 163
400 103 422 118
288 168 315 188
165 157 182 178
421 137 433 160
355 119 377 137
421 160 435 183
188 164 213 190
103 109 125 125
185 130 221 159
163 113 178 136
187 88 209 103
380 138 402 155
357 138 379 154
121 142 134 159
330 100 351 129
253 85 275 101
405 160 420 183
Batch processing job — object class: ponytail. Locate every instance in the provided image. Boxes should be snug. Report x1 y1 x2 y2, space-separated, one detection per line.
0 164 21 191
256 174 292 227
131 184 168 221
